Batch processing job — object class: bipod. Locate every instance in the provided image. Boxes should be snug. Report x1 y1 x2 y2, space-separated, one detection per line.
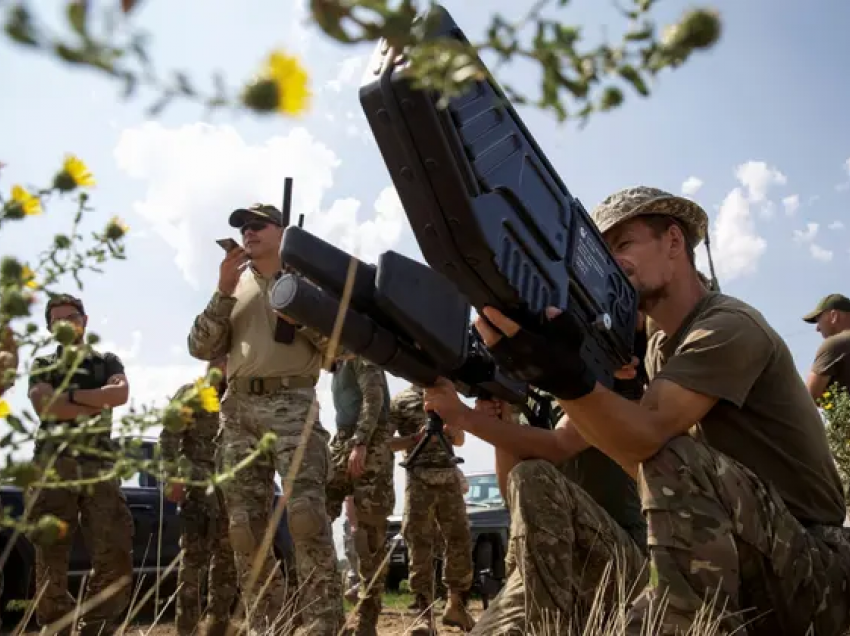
399 412 464 469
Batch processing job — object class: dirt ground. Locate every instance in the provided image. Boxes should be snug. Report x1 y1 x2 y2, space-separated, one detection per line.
12 598 485 635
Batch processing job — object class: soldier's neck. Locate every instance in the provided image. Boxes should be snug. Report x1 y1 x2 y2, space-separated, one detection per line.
648 273 708 338
251 256 280 280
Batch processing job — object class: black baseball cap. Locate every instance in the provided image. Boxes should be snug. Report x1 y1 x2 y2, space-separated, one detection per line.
802 293 850 323
228 203 284 229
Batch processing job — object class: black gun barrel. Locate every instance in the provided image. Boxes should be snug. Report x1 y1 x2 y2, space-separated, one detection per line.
268 273 439 386
279 226 378 312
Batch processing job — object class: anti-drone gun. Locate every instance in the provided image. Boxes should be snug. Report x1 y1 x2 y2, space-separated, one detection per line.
359 4 640 388
267 226 546 469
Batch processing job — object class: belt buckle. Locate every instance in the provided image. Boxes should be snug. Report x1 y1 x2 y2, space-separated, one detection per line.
249 378 264 395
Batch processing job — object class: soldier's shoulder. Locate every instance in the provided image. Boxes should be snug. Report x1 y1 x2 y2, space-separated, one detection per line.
391 386 423 408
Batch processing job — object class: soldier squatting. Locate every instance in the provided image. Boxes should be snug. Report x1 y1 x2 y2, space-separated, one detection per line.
4 184 850 636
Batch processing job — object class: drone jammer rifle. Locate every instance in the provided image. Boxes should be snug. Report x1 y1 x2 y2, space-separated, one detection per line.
358 4 641 389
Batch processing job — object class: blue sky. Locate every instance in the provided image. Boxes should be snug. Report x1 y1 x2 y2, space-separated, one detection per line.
2 0 849 549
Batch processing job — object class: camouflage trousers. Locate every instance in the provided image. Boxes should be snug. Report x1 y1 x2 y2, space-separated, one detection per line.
625 435 850 636
402 468 473 601
471 460 647 636
26 455 134 630
218 386 343 636
175 485 238 635
326 435 395 617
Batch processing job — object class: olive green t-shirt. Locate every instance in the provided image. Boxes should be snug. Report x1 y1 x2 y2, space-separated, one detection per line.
646 292 846 527
812 329 850 394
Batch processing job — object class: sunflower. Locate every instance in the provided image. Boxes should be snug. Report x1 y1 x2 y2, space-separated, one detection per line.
7 185 42 216
243 50 311 116
53 154 95 192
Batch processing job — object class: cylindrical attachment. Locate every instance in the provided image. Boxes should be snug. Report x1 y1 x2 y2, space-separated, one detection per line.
279 227 377 311
268 274 438 386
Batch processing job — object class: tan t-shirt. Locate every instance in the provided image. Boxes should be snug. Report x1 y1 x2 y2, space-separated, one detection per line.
226 270 323 380
812 329 850 394
646 292 846 527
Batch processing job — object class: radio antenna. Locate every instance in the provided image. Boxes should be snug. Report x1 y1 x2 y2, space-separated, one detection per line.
282 177 293 227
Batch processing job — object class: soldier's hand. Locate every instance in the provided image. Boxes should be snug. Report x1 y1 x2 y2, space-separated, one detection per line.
218 245 249 296
348 444 367 479
474 398 502 419
165 481 186 503
423 378 469 425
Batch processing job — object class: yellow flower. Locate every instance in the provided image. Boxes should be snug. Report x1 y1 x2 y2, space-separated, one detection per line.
21 265 38 290
0 400 9 419
199 385 220 413
823 391 832 399
53 154 95 192
824 403 834 411
104 216 129 241
9 185 42 216
243 50 311 116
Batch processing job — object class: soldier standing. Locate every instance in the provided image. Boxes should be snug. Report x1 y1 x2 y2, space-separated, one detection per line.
159 356 237 636
26 293 134 635
187 203 342 635
325 354 394 636
388 384 476 634
802 293 850 399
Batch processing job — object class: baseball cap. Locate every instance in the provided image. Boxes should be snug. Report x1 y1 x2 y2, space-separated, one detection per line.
802 293 850 323
228 203 284 229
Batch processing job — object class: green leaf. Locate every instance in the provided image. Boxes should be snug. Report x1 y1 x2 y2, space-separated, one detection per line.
66 1 88 38
618 64 649 96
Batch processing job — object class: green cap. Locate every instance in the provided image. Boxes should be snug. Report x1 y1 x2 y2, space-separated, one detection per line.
228 203 284 228
802 293 850 323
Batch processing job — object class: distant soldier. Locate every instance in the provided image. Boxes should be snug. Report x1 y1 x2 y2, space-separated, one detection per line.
160 356 237 636
187 203 342 635
325 354 394 636
26 293 134 635
388 385 476 634
802 293 850 399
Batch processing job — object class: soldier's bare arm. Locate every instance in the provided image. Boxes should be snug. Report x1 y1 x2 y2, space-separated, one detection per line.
805 336 845 400
350 358 385 446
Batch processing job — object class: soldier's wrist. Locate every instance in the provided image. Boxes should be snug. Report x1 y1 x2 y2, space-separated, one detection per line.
208 290 237 316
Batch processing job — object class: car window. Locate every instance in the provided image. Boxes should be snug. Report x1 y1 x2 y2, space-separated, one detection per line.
464 473 504 507
121 469 144 489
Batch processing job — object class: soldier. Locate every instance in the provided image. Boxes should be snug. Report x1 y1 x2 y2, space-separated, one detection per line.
26 293 134 635
802 293 850 399
424 316 649 635
388 384 476 634
187 203 342 635
325 354 394 636
160 356 237 636
455 186 850 635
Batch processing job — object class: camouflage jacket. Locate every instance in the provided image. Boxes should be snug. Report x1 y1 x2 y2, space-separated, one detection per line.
331 356 391 447
159 382 221 480
389 385 458 475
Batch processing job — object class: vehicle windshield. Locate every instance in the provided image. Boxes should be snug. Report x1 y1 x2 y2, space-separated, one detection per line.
464 473 503 507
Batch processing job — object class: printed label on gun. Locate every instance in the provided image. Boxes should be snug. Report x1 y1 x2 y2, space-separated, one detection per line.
572 220 609 309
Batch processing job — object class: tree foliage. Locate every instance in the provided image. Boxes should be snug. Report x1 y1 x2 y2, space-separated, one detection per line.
819 383 850 502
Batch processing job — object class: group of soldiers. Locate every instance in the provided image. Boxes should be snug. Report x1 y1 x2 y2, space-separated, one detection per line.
2 184 850 636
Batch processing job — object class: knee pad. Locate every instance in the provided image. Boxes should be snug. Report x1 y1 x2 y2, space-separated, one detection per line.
287 498 327 539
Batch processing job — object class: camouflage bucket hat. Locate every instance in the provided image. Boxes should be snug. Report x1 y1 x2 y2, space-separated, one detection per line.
591 186 710 247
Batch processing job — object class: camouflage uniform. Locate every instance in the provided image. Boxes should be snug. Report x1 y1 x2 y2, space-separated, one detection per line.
188 286 343 636
325 356 394 634
390 385 474 627
470 390 648 636
159 382 237 635
26 347 134 634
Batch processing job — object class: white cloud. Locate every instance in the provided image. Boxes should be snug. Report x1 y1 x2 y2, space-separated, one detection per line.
324 56 368 93
810 244 834 262
828 220 845 230
793 222 819 243
735 161 787 203
699 187 766 282
681 176 703 197
113 122 405 288
782 194 800 216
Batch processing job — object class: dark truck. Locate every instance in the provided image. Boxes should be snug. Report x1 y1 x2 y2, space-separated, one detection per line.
0 438 295 619
384 471 508 602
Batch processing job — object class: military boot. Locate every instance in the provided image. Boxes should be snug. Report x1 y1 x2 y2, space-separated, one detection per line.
408 594 436 636
442 591 476 631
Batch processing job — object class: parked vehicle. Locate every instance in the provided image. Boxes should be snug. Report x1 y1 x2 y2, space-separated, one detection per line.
0 438 294 619
384 471 509 600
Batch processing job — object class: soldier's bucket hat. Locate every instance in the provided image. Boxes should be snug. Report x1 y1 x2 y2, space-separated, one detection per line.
229 203 284 229
591 186 710 248
802 293 850 323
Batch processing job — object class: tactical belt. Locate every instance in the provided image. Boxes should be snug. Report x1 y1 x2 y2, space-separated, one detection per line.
229 375 316 395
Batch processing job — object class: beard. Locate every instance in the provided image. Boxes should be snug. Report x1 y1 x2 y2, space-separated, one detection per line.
636 283 667 313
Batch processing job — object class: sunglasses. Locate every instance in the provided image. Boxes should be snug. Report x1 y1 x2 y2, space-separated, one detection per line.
240 221 270 235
